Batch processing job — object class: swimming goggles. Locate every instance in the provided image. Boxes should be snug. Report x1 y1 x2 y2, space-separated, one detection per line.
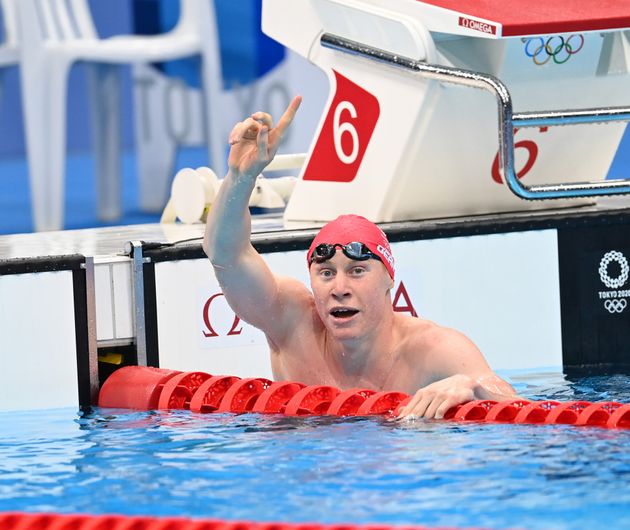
309 242 382 264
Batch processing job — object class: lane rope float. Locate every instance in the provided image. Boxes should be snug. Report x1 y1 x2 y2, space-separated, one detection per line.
98 366 630 429
0 512 480 530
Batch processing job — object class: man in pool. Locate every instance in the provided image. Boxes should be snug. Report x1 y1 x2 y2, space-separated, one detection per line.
203 96 517 419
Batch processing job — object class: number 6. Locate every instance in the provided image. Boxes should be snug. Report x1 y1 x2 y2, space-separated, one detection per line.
333 101 359 165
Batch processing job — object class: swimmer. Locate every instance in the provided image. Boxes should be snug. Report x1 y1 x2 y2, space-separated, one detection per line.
203 96 517 419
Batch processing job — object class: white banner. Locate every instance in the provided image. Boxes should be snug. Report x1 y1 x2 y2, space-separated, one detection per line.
155 229 562 379
0 272 79 411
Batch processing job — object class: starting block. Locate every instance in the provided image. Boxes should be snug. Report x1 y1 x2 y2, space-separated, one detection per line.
263 0 630 222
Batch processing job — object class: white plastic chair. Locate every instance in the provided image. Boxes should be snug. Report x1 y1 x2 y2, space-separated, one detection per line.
0 0 19 100
15 0 225 231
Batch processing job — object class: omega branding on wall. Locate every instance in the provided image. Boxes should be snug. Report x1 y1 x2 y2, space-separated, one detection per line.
157 232 562 374
198 281 420 348
198 290 266 349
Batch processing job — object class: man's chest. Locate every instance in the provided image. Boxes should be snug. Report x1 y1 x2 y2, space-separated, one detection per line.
272 348 338 387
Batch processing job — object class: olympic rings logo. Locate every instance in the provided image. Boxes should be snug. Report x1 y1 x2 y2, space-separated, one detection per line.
522 35 584 65
604 299 627 314
599 251 629 289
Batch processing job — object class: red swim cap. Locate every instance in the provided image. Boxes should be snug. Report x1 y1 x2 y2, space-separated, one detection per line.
306 214 395 279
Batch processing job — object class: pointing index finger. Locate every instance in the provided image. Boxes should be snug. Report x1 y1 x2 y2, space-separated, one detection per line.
273 95 302 137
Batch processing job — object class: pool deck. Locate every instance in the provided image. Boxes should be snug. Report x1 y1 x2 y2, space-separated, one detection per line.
2 197 630 262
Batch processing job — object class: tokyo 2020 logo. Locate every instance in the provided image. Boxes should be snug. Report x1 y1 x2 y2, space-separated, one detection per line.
522 35 584 65
599 251 629 289
598 250 630 314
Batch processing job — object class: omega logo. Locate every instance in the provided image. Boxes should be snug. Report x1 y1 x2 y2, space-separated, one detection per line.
201 281 418 339
202 293 242 337
458 16 497 35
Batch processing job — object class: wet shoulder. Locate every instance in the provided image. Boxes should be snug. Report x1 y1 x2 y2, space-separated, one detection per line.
394 313 446 358
275 274 315 310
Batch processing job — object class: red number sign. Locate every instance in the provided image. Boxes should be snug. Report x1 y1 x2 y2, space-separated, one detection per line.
492 127 548 184
303 71 380 183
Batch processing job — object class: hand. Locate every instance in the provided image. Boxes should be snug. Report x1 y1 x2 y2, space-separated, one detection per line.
396 374 477 420
227 95 302 179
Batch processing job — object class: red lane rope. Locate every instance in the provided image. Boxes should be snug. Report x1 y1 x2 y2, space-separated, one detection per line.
98 367 630 429
0 513 475 530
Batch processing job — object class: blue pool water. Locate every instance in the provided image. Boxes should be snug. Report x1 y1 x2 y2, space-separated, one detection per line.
1 371 630 530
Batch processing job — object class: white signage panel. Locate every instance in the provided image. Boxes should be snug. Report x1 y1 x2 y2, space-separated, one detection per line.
156 250 311 378
0 272 79 411
392 230 563 371
155 229 562 381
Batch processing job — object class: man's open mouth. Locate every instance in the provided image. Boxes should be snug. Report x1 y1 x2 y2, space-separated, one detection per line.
330 308 359 319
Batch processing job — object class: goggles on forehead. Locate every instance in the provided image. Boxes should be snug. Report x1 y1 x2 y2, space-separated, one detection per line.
309 242 382 264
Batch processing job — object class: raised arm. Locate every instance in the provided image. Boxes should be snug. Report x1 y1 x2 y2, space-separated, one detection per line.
203 96 306 339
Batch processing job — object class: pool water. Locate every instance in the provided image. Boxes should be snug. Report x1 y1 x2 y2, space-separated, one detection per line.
1 371 630 530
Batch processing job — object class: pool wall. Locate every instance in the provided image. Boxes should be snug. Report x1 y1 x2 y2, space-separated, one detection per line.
2 208 629 412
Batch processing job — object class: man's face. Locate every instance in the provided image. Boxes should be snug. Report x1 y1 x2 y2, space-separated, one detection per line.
309 251 394 341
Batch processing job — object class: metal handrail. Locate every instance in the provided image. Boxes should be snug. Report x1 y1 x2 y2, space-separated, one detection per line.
320 32 630 200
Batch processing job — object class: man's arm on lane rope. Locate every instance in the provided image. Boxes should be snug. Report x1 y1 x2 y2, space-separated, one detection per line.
432 328 516 398
203 96 305 341
397 326 517 419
